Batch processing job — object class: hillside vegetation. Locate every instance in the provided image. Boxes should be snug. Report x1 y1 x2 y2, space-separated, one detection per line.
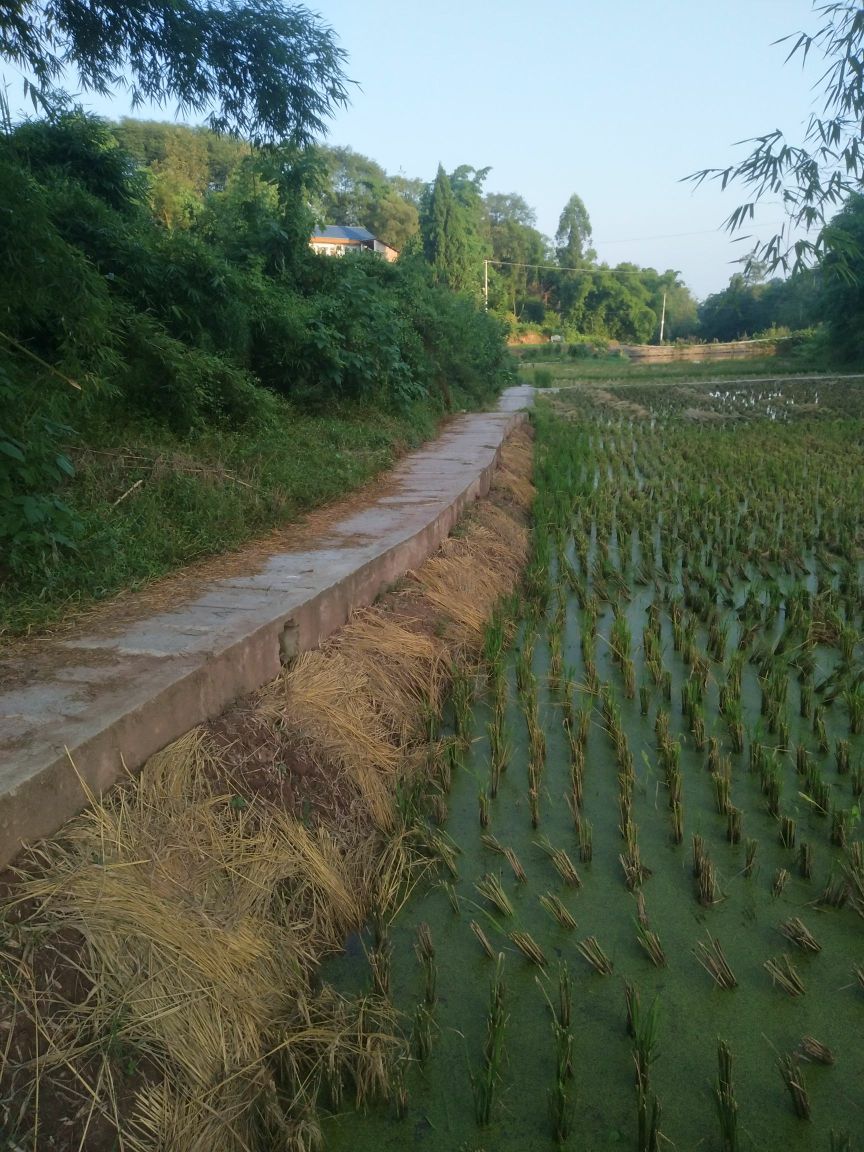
0 113 512 634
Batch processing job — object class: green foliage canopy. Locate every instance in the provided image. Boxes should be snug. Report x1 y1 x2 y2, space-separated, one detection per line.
0 112 513 576
0 0 350 142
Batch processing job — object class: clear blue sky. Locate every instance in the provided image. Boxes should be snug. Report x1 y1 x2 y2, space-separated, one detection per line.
15 0 826 299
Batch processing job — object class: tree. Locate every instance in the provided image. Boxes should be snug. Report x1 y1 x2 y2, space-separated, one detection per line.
555 193 593 266
817 194 864 359
0 0 349 143
420 164 488 295
485 192 536 229
483 191 549 319
687 3 864 273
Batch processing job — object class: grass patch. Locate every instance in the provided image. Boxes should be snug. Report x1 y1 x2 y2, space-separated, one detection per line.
519 356 842 387
0 396 438 636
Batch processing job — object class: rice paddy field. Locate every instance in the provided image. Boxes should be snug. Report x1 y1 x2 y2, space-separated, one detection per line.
320 376 864 1151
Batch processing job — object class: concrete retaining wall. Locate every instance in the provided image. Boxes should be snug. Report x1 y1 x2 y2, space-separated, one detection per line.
0 389 533 865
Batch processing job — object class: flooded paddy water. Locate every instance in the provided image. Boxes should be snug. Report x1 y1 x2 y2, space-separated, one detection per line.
322 377 864 1151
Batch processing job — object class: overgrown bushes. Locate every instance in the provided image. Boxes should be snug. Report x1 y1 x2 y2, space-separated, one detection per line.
0 110 513 620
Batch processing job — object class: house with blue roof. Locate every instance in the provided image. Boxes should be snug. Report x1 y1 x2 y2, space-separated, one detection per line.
309 225 398 262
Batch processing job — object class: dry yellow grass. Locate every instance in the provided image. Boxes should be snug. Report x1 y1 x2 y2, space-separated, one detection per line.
1 424 534 1150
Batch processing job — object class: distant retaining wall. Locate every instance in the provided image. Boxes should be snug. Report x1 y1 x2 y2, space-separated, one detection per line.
620 339 778 364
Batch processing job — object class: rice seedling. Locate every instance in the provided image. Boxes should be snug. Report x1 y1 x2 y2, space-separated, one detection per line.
671 800 684 845
470 920 496 960
366 941 392 999
798 841 813 879
568 761 584 812
713 772 731 815
667 765 683 808
452 669 474 746
831 807 851 848
635 921 666 967
779 917 821 953
487 720 509 799
412 1004 435 1061
798 1036 834 1065
796 742 810 775
694 934 737 989
765 955 806 996
836 738 851 775
844 684 864 735
442 881 461 914
472 954 508 1128
804 764 832 816
504 847 527 884
708 736 722 774
475 874 514 918
557 962 572 1029
430 793 448 826
692 833 707 878
818 873 849 908
478 789 490 829
639 682 652 715
547 1073 575 1145
415 924 437 1005
772 867 790 897
620 843 650 892
535 836 582 887
714 1040 739 1152
575 706 591 750
800 681 813 719
697 855 720 906
575 936 613 975
427 829 460 879
576 813 593 863
762 764 782 818
539 893 578 930
779 815 797 849
624 977 640 1037
481 832 505 855
726 805 742 844
509 931 547 967
630 992 660 1090
637 1084 663 1152
529 783 541 829
852 760 864 798
778 1053 811 1119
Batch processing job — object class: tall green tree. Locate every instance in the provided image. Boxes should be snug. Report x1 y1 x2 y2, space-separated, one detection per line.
0 0 349 142
555 193 593 266
421 164 473 292
484 191 549 319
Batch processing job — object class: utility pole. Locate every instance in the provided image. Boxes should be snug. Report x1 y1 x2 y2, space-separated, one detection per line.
659 290 667 344
484 259 488 310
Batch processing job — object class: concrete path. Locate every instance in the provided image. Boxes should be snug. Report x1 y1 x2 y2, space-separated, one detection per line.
0 386 534 865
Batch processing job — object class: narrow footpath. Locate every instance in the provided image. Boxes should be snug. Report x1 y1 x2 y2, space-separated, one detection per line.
0 385 534 864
